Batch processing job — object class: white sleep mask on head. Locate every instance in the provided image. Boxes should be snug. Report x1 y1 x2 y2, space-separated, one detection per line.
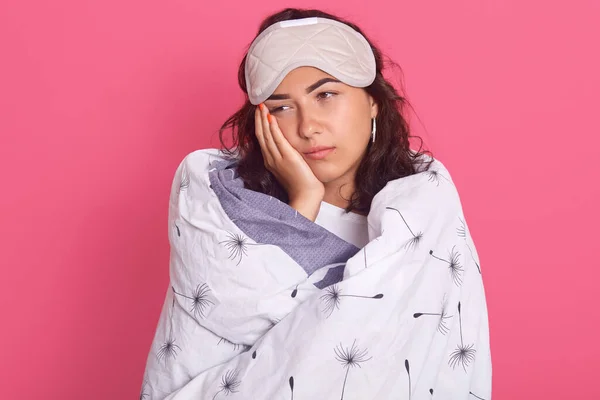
244 17 377 105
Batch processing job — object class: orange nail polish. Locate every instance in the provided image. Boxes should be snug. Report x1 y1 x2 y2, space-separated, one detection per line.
258 103 264 111
267 114 273 123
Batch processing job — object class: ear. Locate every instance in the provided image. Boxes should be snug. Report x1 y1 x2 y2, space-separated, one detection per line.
368 94 379 119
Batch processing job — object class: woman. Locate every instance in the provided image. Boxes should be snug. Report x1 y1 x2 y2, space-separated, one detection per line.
141 8 492 400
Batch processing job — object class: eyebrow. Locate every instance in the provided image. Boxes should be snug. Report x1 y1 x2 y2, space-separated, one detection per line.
266 78 342 101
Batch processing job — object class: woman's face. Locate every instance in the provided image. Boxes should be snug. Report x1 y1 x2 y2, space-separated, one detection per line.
263 67 378 185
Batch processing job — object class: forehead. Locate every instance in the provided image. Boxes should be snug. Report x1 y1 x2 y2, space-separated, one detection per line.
273 66 338 93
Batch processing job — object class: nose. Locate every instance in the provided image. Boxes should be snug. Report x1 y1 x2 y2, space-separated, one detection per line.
297 108 322 139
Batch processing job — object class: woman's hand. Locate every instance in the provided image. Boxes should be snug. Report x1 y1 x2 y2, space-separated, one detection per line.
255 104 324 221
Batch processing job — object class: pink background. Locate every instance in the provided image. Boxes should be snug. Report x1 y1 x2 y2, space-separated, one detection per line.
1 0 598 398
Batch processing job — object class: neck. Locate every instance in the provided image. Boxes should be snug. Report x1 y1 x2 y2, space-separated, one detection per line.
321 153 367 212
322 173 356 210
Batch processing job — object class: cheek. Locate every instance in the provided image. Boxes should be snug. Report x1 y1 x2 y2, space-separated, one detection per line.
332 116 370 157
327 121 370 173
275 121 299 145
331 100 371 141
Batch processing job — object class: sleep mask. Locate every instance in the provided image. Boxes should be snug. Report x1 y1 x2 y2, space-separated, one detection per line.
244 17 376 105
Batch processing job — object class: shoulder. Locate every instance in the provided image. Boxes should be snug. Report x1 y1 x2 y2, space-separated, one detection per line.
373 152 463 214
178 148 234 170
168 148 237 196
172 148 237 178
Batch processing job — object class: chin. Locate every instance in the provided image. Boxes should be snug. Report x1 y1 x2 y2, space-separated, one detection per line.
310 164 346 184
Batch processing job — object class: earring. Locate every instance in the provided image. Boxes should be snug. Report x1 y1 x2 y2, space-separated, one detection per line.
371 117 377 143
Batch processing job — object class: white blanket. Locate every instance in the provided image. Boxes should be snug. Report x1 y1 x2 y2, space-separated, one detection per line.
141 148 492 400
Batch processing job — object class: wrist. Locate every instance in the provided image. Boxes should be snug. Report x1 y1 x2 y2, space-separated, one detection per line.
288 185 324 202
289 186 324 205
289 194 323 222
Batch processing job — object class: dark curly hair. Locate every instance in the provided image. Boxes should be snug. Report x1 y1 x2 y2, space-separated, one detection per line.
218 8 432 215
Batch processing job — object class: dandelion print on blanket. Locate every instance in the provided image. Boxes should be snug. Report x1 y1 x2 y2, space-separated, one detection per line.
448 302 476 372
413 293 453 335
156 295 181 365
320 284 384 318
172 283 214 320
429 246 464 286
386 207 423 250
212 369 241 399
334 340 371 400
457 216 482 274
219 232 263 266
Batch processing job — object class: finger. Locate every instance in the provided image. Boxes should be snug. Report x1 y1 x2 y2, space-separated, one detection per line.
267 113 297 158
261 107 282 160
269 116 293 155
254 105 273 165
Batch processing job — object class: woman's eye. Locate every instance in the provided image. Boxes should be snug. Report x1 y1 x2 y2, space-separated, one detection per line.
269 105 289 113
317 91 336 100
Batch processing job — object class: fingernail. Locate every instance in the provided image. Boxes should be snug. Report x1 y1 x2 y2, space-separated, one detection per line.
258 103 264 111
267 114 273 123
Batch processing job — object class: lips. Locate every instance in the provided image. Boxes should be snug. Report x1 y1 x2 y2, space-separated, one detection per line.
304 146 335 160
